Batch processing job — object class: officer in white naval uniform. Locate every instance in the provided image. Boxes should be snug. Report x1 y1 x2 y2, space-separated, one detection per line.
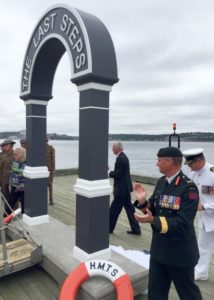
183 148 214 281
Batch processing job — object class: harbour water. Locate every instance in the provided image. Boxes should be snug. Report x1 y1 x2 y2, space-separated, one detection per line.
4 139 213 178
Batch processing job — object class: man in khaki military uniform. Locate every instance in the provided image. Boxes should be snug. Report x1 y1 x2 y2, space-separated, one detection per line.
20 138 27 149
0 139 16 206
46 138 55 205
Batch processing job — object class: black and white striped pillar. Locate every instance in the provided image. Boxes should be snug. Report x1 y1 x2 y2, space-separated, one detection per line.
73 83 112 261
23 100 49 226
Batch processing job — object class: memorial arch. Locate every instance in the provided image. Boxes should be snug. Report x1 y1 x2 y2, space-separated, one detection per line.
20 4 118 261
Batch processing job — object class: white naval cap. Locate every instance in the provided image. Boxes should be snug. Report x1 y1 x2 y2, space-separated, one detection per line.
182 148 204 165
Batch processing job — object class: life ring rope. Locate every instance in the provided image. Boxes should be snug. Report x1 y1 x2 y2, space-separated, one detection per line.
59 259 133 300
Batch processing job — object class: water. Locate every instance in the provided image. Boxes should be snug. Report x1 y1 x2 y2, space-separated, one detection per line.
108 141 214 178
2 140 213 178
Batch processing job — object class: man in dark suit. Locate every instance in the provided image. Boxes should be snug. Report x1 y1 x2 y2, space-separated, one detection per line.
109 141 141 235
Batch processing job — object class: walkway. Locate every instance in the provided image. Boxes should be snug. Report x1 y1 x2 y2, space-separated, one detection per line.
0 174 213 299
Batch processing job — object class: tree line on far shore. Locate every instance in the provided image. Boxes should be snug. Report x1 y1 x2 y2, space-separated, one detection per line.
1 131 214 142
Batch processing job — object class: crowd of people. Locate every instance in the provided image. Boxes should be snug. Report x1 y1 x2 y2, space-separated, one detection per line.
0 138 55 215
109 141 214 299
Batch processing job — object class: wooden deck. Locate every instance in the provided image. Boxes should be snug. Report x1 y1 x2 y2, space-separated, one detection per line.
0 174 214 299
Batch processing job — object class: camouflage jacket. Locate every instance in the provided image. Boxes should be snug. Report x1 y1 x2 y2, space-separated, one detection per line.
0 150 14 186
46 144 55 171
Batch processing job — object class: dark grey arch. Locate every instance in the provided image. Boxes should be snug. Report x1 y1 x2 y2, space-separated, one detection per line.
20 5 118 100
20 4 118 261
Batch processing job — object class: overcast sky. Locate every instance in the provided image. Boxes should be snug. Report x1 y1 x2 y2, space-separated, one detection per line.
1 0 214 135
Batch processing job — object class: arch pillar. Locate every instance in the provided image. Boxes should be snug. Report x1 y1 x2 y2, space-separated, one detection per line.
73 82 112 261
23 99 49 225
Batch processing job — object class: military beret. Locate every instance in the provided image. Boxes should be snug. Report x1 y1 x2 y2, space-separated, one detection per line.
20 138 26 144
157 146 183 158
0 139 16 147
182 148 204 165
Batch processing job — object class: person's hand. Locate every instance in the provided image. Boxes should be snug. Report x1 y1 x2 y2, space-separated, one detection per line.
198 202 205 211
134 209 153 223
134 183 147 204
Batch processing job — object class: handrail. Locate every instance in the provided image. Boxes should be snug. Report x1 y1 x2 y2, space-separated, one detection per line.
0 188 9 274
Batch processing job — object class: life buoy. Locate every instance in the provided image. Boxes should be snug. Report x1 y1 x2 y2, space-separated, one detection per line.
59 259 134 300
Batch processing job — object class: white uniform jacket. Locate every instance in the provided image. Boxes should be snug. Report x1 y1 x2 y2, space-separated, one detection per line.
189 162 214 232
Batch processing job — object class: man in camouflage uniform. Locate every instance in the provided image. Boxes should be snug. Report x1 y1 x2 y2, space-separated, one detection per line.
0 139 16 207
20 138 27 149
46 138 55 205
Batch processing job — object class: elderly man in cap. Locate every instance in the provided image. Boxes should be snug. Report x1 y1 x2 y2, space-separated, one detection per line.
134 146 202 300
183 148 214 281
20 138 27 149
0 139 16 204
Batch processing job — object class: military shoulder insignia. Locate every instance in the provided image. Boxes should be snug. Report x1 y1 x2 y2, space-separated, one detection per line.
210 167 214 172
186 179 193 184
185 179 196 188
174 176 181 186
188 191 198 200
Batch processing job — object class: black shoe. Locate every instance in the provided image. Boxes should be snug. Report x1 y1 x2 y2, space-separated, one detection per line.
49 201 54 205
127 230 141 235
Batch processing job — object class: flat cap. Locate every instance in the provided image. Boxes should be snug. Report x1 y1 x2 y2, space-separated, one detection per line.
157 146 183 158
182 148 204 165
0 139 16 147
20 138 26 144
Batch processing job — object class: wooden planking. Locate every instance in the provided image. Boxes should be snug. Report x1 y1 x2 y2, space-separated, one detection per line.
0 266 59 300
0 239 33 269
16 270 57 300
49 175 214 300
2 280 30 300
31 267 61 298
0 174 213 299
0 268 31 300
0 283 19 300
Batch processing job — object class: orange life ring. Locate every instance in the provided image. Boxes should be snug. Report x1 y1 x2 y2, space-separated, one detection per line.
59 259 134 300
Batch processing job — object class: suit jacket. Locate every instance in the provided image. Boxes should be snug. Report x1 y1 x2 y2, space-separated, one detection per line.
109 152 133 196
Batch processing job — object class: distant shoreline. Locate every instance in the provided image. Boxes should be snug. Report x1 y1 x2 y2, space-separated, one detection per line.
1 132 214 142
